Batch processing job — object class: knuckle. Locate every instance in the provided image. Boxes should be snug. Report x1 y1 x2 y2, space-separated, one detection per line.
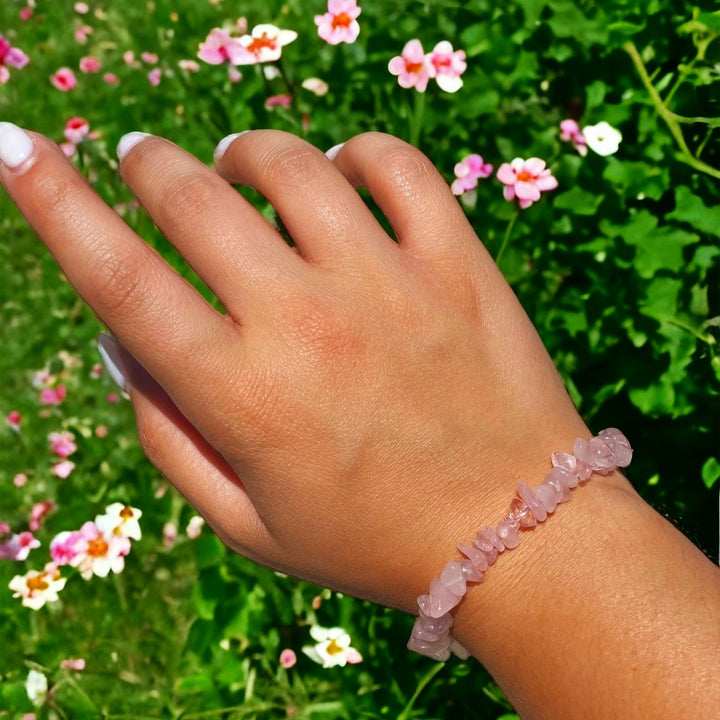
91 248 149 315
380 145 436 191
152 171 223 229
259 143 329 191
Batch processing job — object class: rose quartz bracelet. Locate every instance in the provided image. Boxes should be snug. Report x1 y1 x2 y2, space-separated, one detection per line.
407 428 632 661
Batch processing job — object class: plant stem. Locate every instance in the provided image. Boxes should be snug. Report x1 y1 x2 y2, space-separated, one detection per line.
495 210 519 266
624 41 720 181
408 90 426 147
398 662 445 720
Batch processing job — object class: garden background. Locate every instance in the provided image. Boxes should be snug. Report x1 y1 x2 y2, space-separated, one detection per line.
0 0 718 718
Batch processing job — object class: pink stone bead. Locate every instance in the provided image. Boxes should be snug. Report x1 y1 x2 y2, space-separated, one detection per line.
587 437 617 473
546 475 572 503
473 533 498 565
440 561 467 596
457 541 489 571
552 451 590 481
460 558 485 583
535 482 557 513
479 525 505 552
599 428 632 467
427 578 462 614
495 519 520 549
450 640 470 660
407 632 451 661
418 611 452 633
507 497 537 527
546 465 577 490
517 481 547 522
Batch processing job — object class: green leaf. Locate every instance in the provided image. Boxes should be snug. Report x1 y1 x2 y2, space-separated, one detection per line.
553 187 604 215
193 534 226 569
701 457 720 489
666 186 720 238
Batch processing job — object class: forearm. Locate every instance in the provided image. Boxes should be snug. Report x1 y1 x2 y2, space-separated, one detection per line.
452 473 720 719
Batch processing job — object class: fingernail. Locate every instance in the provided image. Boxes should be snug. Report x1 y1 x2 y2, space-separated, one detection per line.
325 143 344 161
97 333 130 393
0 122 35 169
214 131 250 162
117 131 151 161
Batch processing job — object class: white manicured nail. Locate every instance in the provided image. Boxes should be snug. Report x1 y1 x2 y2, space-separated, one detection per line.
325 143 344 161
0 122 35 169
97 334 130 393
214 131 250 162
117 132 151 161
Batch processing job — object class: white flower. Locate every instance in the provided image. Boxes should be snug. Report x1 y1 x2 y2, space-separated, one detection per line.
10 564 67 610
236 24 297 64
95 503 142 541
186 516 205 539
582 121 622 156
302 77 329 96
302 625 363 668
26 669 48 707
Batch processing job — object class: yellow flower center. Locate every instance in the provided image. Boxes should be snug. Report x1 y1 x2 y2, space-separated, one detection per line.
27 575 49 592
405 61 424 74
332 13 352 29
120 506 134 519
326 639 344 656
516 170 534 182
87 537 109 557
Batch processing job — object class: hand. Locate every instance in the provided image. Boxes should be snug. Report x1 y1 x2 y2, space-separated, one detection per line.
0 127 599 611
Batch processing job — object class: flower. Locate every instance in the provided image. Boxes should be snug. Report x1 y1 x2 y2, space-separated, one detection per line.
6 410 21 431
60 657 86 671
29 501 55 532
186 516 204 539
103 72 119 84
302 77 329 96
95 503 142 541
64 117 90 145
0 531 41 560
451 154 493 195
178 59 200 73
71 521 131 579
162 521 177 547
0 35 29 84
20 7 33 21
265 94 292 109
197 28 247 65
428 41 466 93
25 669 48 706
496 157 558 209
236 24 298 64
279 649 297 669
48 430 77 457
315 0 361 46
388 39 435 92
79 56 101 73
74 25 93 43
10 563 67 609
582 121 622 156
141 52 158 64
52 460 75 478
74 2 89 13
51 67 77 91
50 530 85 565
13 473 28 487
559 119 587 156
40 384 66 405
148 68 162 86
302 626 363 668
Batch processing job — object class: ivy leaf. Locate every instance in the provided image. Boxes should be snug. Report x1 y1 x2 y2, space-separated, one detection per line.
701 457 720 489
666 185 720 238
554 186 604 215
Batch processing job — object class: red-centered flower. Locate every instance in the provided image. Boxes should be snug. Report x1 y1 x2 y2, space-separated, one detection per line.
496 157 558 209
315 0 361 45
388 39 435 92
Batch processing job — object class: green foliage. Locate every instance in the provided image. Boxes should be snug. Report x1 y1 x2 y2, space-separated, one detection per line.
0 0 718 717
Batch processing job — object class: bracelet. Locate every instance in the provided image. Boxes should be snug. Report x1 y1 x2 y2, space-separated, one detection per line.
407 428 632 661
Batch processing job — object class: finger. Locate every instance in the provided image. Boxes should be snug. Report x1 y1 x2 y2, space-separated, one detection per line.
0 125 237 436
330 132 488 264
214 130 395 264
117 132 301 319
118 341 273 559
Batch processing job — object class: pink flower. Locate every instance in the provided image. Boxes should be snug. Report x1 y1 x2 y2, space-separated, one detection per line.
13 473 28 487
60 658 86 671
265 94 291 109
74 25 93 44
388 39 435 92
227 66 242 83
148 68 162 86
302 77 329 96
236 24 298 64
0 35 30 83
79 56 101 73
6 410 21 432
451 154 493 195
0 522 9 536
123 50 136 66
279 649 297 669
50 530 85 565
48 431 77 457
197 28 247 65
0 531 41 560
29 501 55 532
95 424 107 438
559 119 587 157
52 460 75 478
496 157 558 209
103 72 119 84
60 143 76 158
51 68 77 91
314 0 361 46
20 7 33 21
74 2 90 14
178 59 199 73
428 41 466 93
162 521 177 547
40 384 66 405
73 521 131 579
64 117 89 144
141 52 158 64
